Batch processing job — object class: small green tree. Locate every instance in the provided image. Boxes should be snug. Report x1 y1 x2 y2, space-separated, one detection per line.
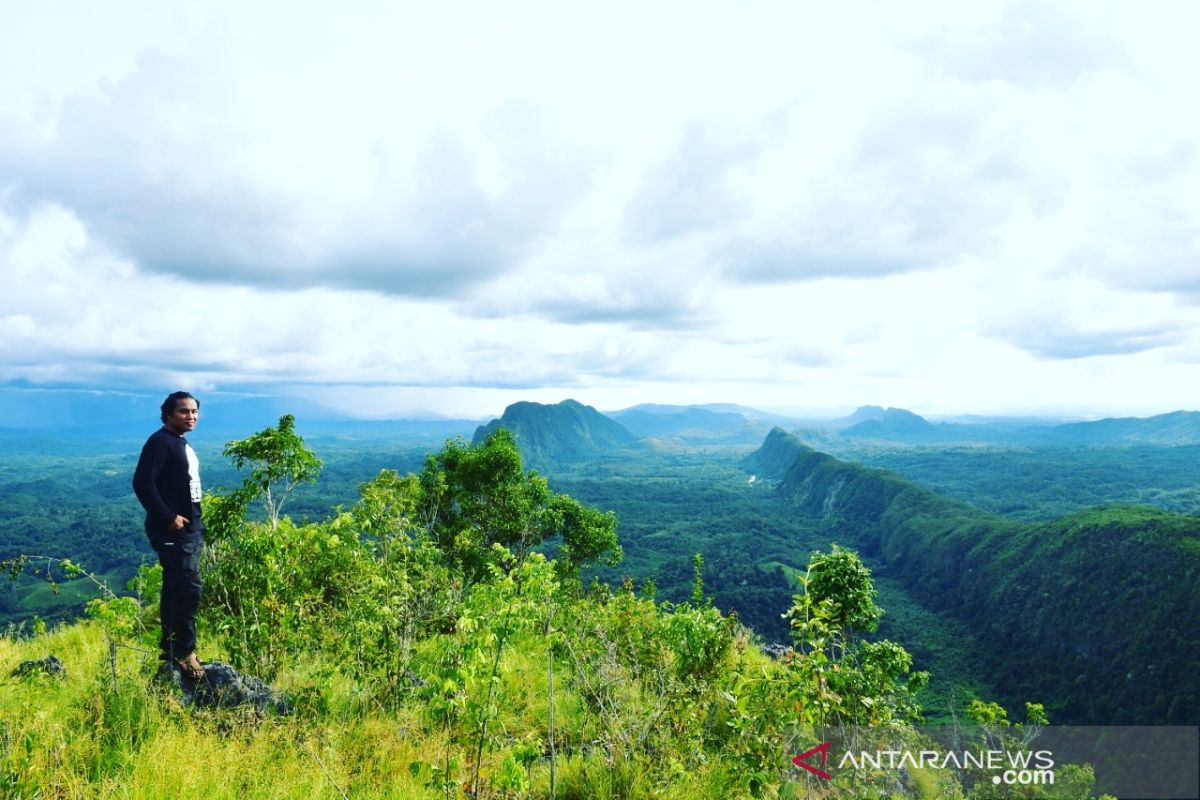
959 700 1096 799
787 545 926 727
417 430 622 585
222 414 322 528
804 543 881 638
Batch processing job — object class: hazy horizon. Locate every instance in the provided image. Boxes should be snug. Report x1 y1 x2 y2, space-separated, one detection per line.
1 383 1193 427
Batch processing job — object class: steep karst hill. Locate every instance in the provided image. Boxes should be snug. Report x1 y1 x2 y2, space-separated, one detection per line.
473 399 639 470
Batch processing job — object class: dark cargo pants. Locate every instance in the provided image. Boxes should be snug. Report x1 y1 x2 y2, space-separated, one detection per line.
151 534 203 660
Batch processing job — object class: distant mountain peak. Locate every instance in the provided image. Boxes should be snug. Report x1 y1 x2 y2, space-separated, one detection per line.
846 405 887 423
879 407 927 423
841 407 934 439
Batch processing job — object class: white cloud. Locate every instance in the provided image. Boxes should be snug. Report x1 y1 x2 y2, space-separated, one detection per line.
0 202 691 396
2 1 1200 416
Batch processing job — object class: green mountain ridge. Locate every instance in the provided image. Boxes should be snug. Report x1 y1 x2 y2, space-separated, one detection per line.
744 427 1200 724
1041 409 1200 445
611 406 769 443
794 408 1200 446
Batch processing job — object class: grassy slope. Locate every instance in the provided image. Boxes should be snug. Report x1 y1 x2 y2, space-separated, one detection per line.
1 622 430 798
3 618 823 799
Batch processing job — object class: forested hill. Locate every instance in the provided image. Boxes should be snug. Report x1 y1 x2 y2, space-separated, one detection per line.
786 407 1200 446
472 399 639 470
745 428 1200 724
741 426 827 479
1039 409 1200 445
840 407 937 439
607 405 771 443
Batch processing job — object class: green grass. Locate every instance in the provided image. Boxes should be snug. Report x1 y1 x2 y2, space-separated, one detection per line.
0 620 790 799
757 561 803 588
17 572 122 611
0 622 446 798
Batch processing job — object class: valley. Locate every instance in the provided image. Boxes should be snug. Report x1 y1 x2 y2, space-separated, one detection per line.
3 398 1198 726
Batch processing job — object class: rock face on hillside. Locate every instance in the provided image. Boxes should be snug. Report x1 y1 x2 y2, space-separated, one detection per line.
473 399 639 470
159 660 291 714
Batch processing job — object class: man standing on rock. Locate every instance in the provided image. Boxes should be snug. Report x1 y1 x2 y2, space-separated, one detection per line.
133 391 206 680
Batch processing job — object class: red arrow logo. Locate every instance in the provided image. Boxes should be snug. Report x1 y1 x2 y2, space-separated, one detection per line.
792 741 832 780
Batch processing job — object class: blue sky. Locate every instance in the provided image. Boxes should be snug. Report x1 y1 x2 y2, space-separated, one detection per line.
2 1 1198 419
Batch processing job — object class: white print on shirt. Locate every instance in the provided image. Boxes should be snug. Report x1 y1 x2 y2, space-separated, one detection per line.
185 442 202 503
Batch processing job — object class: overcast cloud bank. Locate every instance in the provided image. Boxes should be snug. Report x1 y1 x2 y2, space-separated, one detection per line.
1 1 1198 417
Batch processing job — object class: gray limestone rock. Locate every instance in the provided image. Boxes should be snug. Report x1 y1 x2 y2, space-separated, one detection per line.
158 659 291 715
12 655 66 678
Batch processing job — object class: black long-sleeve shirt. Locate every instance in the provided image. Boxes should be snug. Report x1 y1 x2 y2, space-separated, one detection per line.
132 427 203 537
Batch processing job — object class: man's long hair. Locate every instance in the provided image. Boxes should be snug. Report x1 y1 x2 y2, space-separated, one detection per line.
160 391 199 423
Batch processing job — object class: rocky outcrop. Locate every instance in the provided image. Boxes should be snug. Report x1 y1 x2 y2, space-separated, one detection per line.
12 655 66 679
158 660 291 714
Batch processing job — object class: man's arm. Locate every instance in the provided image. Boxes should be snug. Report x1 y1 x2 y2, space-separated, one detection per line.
132 434 187 532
